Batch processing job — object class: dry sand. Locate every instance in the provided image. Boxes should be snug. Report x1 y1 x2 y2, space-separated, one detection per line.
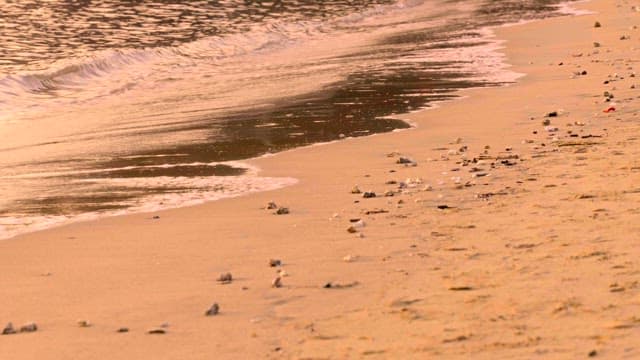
2 0 640 358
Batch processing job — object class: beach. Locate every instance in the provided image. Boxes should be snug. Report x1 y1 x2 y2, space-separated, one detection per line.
2 0 640 358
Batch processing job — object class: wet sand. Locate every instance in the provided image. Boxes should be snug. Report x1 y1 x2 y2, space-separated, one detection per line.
1 0 640 358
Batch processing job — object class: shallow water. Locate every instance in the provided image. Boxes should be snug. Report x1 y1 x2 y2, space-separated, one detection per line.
0 0 572 239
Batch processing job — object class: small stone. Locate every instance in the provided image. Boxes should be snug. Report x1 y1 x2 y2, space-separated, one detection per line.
217 272 233 284
593 42 601 48
116 327 129 333
275 207 289 215
546 111 558 117
2 322 16 335
594 21 601 28
77 320 91 328
384 190 395 197
147 328 166 335
205 303 220 316
266 201 278 210
588 350 598 357
396 157 417 166
272 276 282 288
350 186 362 194
362 192 376 198
19 323 37 333
269 259 282 267
437 205 451 210
347 226 358 233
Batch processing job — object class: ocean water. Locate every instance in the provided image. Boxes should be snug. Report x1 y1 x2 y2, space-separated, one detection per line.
0 0 572 239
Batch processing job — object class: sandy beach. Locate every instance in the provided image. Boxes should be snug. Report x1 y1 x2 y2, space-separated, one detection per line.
2 0 640 358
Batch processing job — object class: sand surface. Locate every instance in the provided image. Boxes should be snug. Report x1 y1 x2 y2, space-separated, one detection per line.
2 0 640 358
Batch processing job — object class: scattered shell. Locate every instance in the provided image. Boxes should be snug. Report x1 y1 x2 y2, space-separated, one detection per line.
352 220 366 228
217 272 233 284
205 303 220 316
269 259 282 267
272 276 283 288
343 255 358 262
277 269 288 277
19 323 37 333
2 322 16 335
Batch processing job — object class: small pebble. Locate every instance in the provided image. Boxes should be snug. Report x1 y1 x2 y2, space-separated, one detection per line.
269 259 282 267
2 322 16 335
217 272 233 284
77 320 91 328
19 323 37 333
275 207 290 215
272 276 282 288
594 21 601 28
362 191 376 198
205 303 220 316
117 327 129 333
266 201 278 210
147 328 166 335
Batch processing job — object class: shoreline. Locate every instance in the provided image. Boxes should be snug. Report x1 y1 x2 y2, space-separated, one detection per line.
0 3 540 242
3 0 640 358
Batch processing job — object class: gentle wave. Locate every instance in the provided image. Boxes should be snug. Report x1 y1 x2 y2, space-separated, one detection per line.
0 0 424 114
